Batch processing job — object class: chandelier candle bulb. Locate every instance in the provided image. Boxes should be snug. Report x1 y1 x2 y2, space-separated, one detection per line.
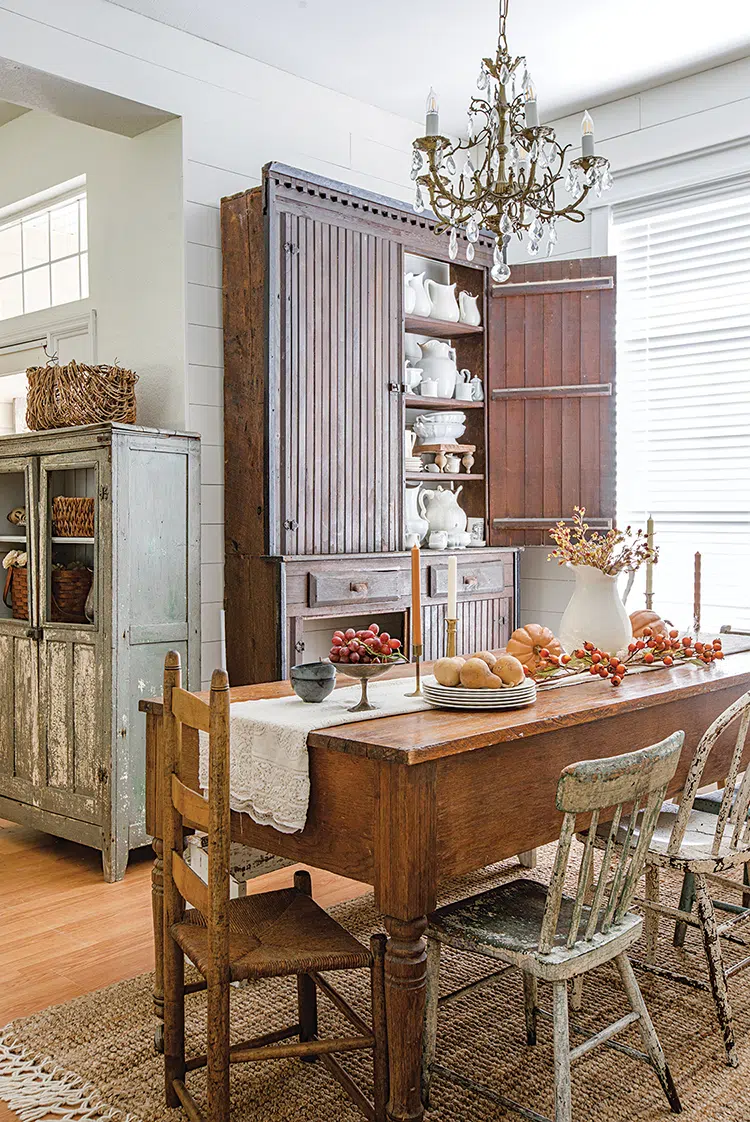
524 81 539 128
425 87 440 137
581 110 595 157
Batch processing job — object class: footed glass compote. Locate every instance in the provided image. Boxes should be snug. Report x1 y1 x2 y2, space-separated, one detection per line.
334 662 392 712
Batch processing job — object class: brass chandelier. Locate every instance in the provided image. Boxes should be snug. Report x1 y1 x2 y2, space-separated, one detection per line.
411 0 613 281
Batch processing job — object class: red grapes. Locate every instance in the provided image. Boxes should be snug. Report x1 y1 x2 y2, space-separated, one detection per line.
329 622 403 664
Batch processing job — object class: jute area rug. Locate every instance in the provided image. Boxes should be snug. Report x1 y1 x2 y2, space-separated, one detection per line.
2 845 750 1122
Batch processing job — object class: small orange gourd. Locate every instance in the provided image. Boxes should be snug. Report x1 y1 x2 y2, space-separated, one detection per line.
506 623 563 669
630 610 669 638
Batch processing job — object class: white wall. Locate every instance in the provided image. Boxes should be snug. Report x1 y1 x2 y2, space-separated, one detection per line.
0 0 420 685
516 55 750 633
0 110 185 428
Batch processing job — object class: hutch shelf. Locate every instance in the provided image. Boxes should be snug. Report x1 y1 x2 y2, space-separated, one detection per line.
222 163 616 684
0 423 200 881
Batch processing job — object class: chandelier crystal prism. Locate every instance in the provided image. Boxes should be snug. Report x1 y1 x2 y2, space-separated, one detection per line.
411 0 613 281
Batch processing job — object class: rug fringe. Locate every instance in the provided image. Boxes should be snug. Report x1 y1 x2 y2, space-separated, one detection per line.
0 1028 141 1122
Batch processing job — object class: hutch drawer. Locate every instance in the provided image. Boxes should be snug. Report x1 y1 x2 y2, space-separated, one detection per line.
309 567 411 608
428 557 510 598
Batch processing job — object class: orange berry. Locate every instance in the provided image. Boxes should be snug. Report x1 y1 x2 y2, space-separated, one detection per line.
540 648 550 659
616 664 627 676
669 629 679 639
642 627 652 637
592 653 602 664
589 666 598 675
611 675 622 686
574 649 585 659
628 643 637 652
584 642 595 651
598 666 609 677
643 652 655 664
636 640 646 650
713 640 722 650
695 642 704 652
663 655 674 666
715 650 724 659
682 636 692 647
561 654 571 664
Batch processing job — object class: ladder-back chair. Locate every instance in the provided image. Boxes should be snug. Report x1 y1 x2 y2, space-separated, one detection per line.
161 652 388 1122
422 731 684 1122
603 690 750 1067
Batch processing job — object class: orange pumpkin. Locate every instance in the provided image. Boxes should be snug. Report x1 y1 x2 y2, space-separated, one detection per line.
506 623 564 669
630 610 669 639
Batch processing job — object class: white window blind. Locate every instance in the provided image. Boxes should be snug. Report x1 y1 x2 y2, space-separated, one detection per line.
613 187 750 632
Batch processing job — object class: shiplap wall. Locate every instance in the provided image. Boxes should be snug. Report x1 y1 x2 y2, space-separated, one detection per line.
0 0 419 685
516 55 750 633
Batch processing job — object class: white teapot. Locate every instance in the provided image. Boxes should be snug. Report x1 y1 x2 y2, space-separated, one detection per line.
425 279 459 322
418 485 467 534
418 339 459 399
405 483 429 544
405 272 432 317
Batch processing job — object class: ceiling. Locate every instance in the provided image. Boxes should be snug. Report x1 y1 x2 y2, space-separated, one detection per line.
0 101 29 128
106 0 750 134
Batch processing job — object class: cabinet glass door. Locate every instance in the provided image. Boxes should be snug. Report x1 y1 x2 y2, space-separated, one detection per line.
0 456 37 628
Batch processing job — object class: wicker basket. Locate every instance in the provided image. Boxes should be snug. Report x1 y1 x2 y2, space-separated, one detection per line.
52 496 95 538
26 360 138 431
3 566 93 623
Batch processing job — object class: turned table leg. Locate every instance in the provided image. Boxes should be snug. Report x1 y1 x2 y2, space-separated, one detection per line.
384 916 428 1122
152 835 165 1053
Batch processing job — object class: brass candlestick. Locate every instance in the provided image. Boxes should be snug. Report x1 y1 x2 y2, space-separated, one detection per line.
406 644 423 697
445 618 458 658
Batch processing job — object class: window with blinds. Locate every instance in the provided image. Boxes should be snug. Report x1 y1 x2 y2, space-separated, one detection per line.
612 186 750 632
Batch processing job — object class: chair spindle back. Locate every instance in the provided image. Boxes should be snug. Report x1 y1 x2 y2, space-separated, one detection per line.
162 651 231 982
664 691 750 859
538 731 684 954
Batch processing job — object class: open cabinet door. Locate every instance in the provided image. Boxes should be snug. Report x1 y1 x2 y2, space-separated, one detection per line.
488 258 616 547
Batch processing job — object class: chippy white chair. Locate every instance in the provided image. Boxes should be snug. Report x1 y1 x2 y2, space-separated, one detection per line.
422 732 684 1122
597 691 750 1067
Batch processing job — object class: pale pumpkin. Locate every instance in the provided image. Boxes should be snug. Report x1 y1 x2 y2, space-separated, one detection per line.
630 610 669 639
506 623 563 669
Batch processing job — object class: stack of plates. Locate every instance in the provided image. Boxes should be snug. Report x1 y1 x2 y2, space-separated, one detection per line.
422 677 537 710
405 456 422 471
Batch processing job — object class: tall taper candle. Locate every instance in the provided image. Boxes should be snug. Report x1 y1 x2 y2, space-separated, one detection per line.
645 515 654 609
693 552 702 634
581 110 595 158
411 544 422 646
447 555 457 620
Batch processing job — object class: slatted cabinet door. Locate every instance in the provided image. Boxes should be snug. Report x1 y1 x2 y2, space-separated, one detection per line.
36 448 110 830
0 455 42 811
488 258 617 547
275 210 403 556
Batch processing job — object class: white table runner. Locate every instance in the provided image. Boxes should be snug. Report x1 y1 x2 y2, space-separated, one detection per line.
199 677 430 835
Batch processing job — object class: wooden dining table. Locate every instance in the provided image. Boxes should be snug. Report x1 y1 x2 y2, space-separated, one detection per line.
141 653 750 1122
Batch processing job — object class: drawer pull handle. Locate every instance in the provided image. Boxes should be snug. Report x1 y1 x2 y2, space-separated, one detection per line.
350 581 369 594
463 575 478 588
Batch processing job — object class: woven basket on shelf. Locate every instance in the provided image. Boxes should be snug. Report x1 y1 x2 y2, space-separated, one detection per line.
52 496 95 538
26 360 138 431
3 566 93 623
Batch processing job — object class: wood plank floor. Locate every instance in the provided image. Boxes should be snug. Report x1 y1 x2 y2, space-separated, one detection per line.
0 817 368 1122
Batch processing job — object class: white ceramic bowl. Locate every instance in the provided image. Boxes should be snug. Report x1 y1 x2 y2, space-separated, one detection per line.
415 411 466 423
414 420 466 442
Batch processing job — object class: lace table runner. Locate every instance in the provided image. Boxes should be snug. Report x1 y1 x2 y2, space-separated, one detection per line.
199 677 430 834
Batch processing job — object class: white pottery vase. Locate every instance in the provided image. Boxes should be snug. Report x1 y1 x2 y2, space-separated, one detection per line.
559 564 632 656
458 291 481 326
408 272 432 317
404 483 429 543
403 273 417 315
425 279 460 322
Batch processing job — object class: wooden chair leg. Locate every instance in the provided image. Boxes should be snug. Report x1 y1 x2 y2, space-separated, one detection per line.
615 952 681 1112
163 931 185 1107
644 864 660 963
695 874 738 1067
523 972 538 1045
673 869 696 948
370 934 389 1122
743 863 750 910
206 979 231 1122
421 938 441 1109
293 868 319 1060
552 981 572 1122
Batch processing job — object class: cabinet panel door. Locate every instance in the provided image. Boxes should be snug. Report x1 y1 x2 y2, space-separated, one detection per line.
277 209 402 556
488 258 616 547
422 595 513 662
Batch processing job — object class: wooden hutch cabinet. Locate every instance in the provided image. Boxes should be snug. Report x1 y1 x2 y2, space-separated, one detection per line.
222 163 615 685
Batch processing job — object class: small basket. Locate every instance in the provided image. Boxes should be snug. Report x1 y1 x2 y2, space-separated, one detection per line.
26 360 138 431
2 566 93 623
52 496 95 538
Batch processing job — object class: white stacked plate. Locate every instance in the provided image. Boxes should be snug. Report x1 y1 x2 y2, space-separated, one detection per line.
405 457 422 471
422 677 537 710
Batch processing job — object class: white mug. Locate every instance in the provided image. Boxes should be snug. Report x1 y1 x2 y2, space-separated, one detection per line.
428 531 448 549
421 378 438 397
455 383 473 401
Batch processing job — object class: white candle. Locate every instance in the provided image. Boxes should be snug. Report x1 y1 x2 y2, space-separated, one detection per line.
425 88 440 137
524 81 539 128
645 515 654 599
581 109 595 157
447 556 457 619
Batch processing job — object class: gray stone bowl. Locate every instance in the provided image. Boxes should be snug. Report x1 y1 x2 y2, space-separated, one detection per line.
290 660 337 703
